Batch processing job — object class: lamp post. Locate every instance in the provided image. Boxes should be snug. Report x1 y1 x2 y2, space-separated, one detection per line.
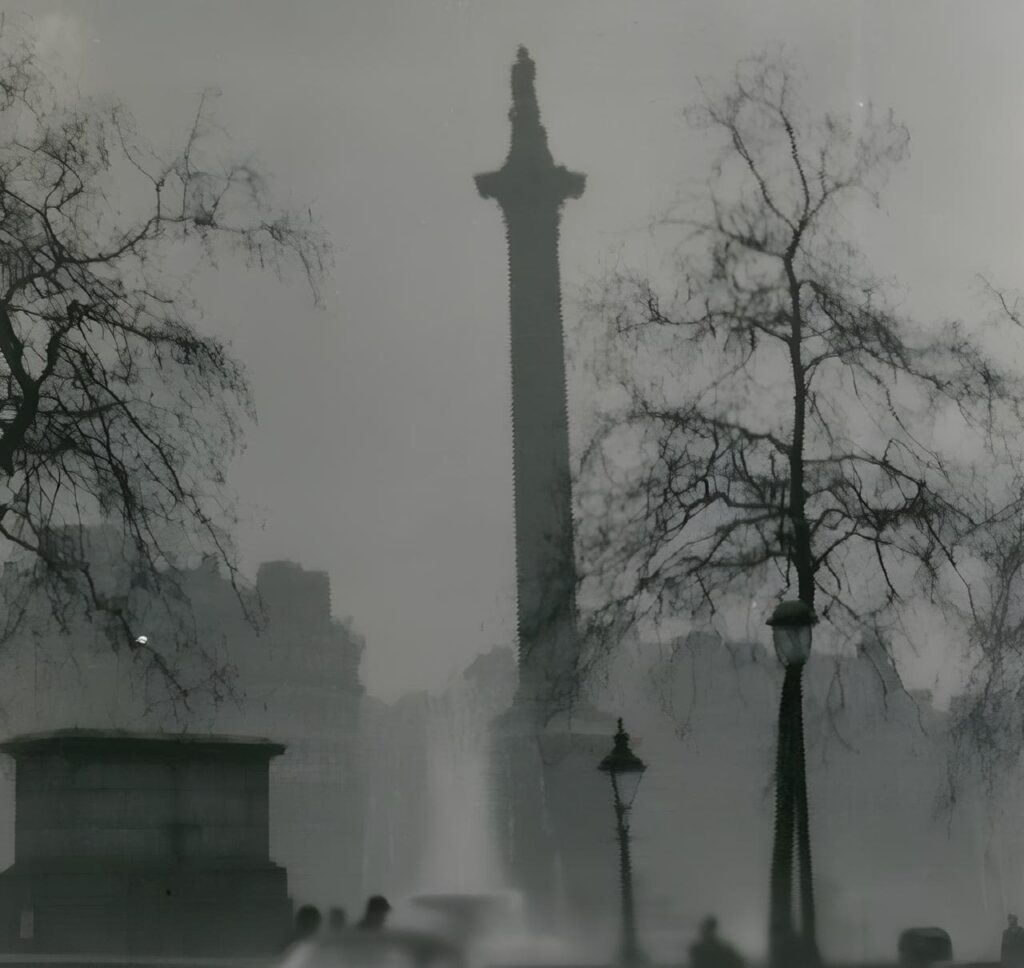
599 717 647 966
767 600 820 968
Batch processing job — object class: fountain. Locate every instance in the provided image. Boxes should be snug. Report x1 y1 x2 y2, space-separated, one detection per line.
402 658 587 965
417 674 504 895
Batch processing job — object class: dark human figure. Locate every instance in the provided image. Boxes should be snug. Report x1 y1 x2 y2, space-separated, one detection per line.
357 895 392 931
328 907 347 934
279 905 322 964
293 905 322 943
1003 915 1024 967
690 917 744 968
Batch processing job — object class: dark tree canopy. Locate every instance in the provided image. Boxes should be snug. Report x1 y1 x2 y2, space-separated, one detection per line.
0 20 331 705
578 53 1024 680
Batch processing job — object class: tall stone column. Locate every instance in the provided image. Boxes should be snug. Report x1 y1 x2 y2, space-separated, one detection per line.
475 47 584 719
476 48 616 936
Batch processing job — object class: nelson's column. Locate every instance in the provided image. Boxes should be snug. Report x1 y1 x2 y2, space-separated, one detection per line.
476 48 615 932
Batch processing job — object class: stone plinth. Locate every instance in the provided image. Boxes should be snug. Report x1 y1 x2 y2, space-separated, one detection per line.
0 730 292 957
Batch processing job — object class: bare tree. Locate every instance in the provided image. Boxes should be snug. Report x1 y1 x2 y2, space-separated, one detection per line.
943 442 1024 800
578 51 1023 668
0 20 331 706
945 514 1024 786
577 50 1024 968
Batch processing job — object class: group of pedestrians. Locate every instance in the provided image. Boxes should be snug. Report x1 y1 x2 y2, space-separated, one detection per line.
691 913 1024 968
289 900 746 968
284 895 393 956
283 894 469 968
692 912 1024 968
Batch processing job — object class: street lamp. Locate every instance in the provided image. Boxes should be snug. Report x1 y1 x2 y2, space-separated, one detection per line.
599 717 647 966
766 600 820 968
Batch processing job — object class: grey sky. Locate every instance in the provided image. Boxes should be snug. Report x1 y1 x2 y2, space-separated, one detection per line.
13 1 1024 700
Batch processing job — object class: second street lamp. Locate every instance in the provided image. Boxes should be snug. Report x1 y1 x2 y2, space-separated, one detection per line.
767 599 820 968
599 718 647 966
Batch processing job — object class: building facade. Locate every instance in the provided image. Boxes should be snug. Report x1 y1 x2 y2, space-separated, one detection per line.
0 535 368 914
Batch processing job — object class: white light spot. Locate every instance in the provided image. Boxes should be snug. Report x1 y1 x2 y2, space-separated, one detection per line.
135 635 148 646
857 101 865 108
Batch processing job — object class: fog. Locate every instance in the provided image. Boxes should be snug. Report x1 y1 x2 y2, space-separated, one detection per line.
6 0 1021 700
0 3 1020 966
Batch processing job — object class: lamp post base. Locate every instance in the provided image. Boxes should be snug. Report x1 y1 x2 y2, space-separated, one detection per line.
771 932 821 968
618 947 649 967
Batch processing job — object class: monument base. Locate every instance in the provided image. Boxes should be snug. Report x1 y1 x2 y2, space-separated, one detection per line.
0 864 291 956
491 700 619 938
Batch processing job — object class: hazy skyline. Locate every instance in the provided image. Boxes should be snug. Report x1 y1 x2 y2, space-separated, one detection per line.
13 1 1024 700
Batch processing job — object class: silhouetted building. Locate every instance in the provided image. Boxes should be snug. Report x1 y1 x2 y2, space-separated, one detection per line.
0 730 291 956
592 632 1010 963
0 536 368 914
360 691 433 895
247 561 367 909
475 47 615 933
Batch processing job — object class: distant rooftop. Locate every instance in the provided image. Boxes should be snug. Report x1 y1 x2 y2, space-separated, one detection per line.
0 728 285 757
